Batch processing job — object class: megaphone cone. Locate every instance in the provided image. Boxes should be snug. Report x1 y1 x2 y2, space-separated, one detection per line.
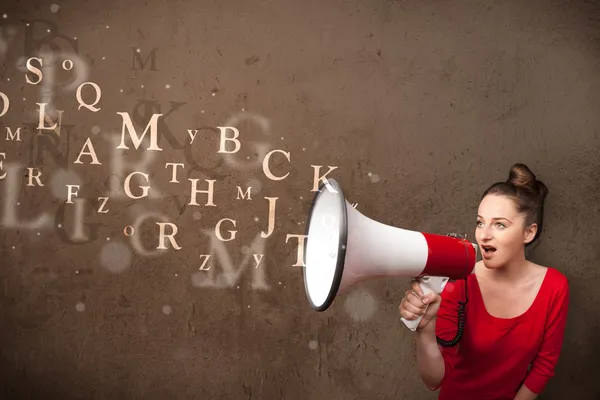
303 178 479 330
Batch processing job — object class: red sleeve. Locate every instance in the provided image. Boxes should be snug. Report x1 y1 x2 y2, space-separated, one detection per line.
432 280 464 390
524 278 570 394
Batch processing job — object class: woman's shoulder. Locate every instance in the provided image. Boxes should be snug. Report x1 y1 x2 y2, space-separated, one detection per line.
536 266 570 322
536 265 570 309
540 265 569 291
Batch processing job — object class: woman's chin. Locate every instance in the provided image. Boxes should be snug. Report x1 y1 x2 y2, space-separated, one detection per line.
482 259 500 269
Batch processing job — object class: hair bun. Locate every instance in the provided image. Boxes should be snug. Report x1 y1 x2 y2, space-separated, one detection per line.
508 163 536 189
507 163 549 201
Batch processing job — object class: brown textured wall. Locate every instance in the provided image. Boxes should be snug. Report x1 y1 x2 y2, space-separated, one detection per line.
1 0 599 399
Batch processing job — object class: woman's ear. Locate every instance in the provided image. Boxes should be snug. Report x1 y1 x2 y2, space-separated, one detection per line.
523 223 538 244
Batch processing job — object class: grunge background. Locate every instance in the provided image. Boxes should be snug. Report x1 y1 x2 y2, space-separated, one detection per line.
1 0 599 399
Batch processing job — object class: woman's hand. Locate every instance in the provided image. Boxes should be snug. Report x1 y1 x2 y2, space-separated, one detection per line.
399 280 442 331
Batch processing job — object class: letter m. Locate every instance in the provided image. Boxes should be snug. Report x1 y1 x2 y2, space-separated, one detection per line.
132 47 158 71
116 112 163 151
192 232 270 290
6 127 22 141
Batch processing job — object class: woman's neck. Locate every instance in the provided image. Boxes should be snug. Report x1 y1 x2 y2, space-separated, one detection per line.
485 255 531 284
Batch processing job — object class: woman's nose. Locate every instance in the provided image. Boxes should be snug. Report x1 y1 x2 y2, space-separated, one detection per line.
479 225 493 240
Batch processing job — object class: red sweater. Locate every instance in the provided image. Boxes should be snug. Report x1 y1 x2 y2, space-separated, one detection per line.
433 266 569 399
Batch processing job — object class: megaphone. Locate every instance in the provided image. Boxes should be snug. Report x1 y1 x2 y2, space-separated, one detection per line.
303 178 479 332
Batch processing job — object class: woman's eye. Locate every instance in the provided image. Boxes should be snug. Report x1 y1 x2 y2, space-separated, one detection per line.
476 221 505 228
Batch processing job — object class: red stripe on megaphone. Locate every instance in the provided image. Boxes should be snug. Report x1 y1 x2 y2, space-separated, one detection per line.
420 233 477 280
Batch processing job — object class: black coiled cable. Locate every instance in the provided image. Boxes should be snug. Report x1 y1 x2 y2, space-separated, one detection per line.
436 278 468 348
435 234 471 348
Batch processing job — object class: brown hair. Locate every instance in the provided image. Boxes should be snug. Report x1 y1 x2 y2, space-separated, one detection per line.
481 163 549 247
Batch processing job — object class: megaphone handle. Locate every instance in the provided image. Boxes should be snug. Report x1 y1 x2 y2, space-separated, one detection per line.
401 276 449 332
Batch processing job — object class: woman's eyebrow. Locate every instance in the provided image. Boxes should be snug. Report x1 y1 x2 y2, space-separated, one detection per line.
477 215 511 222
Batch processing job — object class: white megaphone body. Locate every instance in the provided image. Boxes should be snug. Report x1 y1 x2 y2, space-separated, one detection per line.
303 178 479 332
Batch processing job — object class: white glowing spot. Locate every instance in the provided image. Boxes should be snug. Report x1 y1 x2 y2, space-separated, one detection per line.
12 246 15 249
254 217 259 222
106 237 110 241
193 211 202 220
106 25 109 29
120 89 123 93
191 272 208 287
91 125 100 135
368 172 372 177
100 242 132 274
26 23 30 26
162 305 172 315
246 178 262 194
242 108 245 111
57 224 62 228
141 85 144 88
76 302 85 312
344 289 378 322
297 222 301 225
2 14 7 19
127 204 146 219
278 282 281 285
47 29 51 33
175 273 178 277
237 285 240 289
76 270 79 274
6 78 9 81
280 136 284 140
136 48 141 53
246 156 250 159
165 84 170 89
201 110 204 114
74 37 77 40
308 340 318 350
22 98 25 101
300 196 303 200
102 56 105 60
17 202 19 205
50 169 83 200
173 347 188 361
302 148 306 151
211 92 215 96
50 4 59 13
37 232 40 236
247 305 250 308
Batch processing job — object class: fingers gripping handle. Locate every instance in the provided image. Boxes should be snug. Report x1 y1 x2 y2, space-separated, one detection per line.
401 276 449 332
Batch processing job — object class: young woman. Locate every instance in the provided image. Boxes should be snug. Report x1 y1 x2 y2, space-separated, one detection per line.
399 163 570 400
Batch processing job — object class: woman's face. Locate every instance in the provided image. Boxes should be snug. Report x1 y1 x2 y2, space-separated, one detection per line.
475 194 536 268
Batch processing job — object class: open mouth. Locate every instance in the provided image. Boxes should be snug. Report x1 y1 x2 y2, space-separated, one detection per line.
481 245 497 255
